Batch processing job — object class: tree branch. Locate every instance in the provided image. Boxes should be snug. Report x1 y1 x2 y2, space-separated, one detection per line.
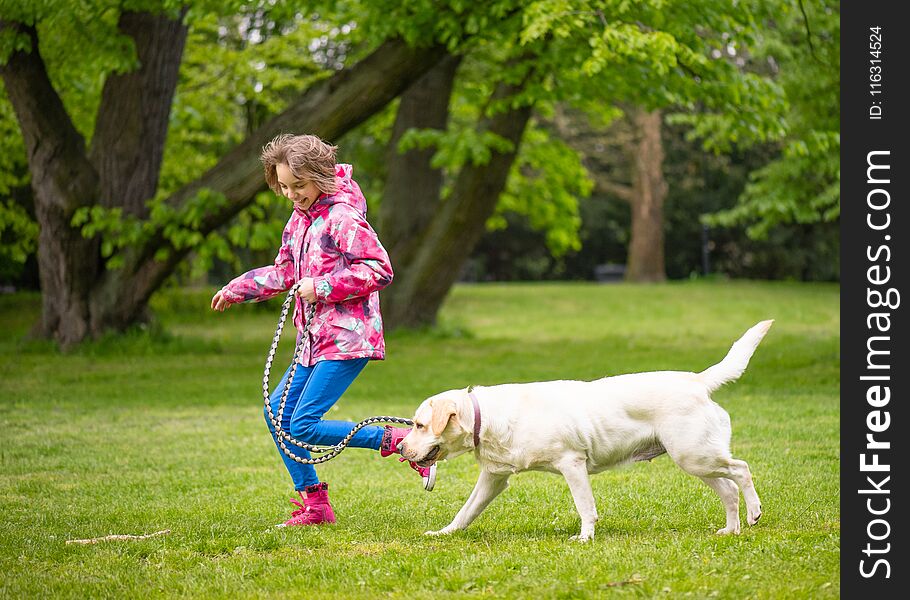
594 178 634 202
797 0 822 63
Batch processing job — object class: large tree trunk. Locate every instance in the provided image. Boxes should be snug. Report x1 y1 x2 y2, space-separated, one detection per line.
2 11 448 346
625 109 667 282
382 81 533 328
1 21 104 344
2 14 189 345
90 10 189 219
87 10 190 331
378 54 462 266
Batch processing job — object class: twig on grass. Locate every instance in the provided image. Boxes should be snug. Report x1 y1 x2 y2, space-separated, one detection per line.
66 529 171 545
602 574 644 588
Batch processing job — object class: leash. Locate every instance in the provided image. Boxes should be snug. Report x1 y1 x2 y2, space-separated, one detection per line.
262 282 414 465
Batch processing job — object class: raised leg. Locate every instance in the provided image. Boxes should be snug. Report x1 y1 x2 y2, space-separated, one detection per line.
662 408 761 531
556 457 598 542
675 454 762 529
724 458 762 526
700 476 741 535
425 469 510 536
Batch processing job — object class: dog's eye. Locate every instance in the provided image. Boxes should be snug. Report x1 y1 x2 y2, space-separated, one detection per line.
415 423 424 430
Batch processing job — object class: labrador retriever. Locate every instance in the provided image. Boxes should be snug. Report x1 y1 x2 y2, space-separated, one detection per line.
399 320 773 541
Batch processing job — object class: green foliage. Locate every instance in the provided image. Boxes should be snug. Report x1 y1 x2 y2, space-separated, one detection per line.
709 132 840 238
479 0 793 253
332 0 524 51
694 0 840 236
70 188 232 268
0 93 26 196
202 190 291 278
0 198 36 264
495 121 592 256
398 127 515 171
158 7 347 198
0 70 33 282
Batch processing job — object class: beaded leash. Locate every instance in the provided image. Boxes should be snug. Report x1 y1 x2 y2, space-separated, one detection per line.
263 282 413 465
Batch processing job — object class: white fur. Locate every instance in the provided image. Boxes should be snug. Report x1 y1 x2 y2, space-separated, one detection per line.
401 320 773 541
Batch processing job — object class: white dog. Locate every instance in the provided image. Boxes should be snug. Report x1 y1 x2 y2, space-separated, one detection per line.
400 320 773 541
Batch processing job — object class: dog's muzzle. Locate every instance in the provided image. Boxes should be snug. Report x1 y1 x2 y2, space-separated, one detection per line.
415 446 441 467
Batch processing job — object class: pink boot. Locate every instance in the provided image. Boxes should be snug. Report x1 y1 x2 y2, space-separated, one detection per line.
277 482 336 527
381 426 437 491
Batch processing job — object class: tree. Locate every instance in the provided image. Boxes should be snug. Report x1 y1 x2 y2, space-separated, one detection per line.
555 106 668 282
1 1 448 346
376 0 789 323
675 0 840 237
2 8 190 344
3 0 794 340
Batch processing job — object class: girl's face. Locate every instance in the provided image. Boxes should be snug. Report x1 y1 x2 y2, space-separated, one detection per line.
276 163 321 211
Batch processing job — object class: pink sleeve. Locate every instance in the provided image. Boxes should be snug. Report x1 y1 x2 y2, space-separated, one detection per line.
313 207 393 303
220 218 297 304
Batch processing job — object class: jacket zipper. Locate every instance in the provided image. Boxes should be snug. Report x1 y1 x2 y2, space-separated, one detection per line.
300 211 314 365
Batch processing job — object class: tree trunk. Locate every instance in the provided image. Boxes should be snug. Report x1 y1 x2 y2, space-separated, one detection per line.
382 81 533 328
2 14 190 344
549 104 668 282
89 10 189 219
1 22 102 345
625 109 667 282
378 54 462 266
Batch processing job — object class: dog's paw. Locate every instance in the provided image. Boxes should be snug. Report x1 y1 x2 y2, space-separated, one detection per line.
569 533 594 543
424 528 452 537
715 525 741 536
747 504 762 526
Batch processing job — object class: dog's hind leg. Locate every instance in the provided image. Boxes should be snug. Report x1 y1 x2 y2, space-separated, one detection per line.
723 458 761 526
425 469 510 536
662 409 761 529
700 476 741 535
556 456 598 542
676 454 762 528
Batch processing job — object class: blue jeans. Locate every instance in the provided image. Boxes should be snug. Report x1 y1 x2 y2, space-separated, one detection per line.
264 358 384 489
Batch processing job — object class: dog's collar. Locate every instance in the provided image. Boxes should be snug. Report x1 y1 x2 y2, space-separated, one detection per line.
468 388 481 448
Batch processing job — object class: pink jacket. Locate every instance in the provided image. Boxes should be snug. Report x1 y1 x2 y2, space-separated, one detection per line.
221 164 393 365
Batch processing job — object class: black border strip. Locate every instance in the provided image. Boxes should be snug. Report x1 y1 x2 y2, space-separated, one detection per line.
841 1 907 594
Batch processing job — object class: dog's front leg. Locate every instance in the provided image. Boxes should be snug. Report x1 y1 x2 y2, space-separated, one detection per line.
557 456 598 542
425 469 510 536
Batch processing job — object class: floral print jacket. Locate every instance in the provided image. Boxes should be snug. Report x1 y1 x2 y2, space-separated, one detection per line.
221 164 393 365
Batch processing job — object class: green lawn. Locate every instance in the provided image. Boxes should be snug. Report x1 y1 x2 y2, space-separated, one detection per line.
0 281 839 598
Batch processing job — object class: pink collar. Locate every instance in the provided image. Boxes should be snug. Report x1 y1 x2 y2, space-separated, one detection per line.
468 389 481 448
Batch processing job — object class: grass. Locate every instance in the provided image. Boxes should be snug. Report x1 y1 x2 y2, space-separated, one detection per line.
0 280 839 598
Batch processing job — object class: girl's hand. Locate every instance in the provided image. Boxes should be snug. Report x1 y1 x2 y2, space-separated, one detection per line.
296 278 317 303
211 289 231 312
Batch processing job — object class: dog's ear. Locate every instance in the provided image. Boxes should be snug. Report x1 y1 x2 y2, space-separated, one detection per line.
430 397 458 436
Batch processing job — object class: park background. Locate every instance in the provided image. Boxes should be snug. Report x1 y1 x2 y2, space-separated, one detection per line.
2 1 839 598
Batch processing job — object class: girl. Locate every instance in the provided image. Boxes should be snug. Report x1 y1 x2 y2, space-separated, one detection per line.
211 134 434 527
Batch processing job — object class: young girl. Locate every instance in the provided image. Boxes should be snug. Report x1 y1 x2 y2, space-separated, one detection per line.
211 134 434 527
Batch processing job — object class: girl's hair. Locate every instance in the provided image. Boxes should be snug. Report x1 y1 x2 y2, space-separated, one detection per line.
261 134 338 195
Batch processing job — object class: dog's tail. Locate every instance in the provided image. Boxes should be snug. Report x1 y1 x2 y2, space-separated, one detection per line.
697 320 774 393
